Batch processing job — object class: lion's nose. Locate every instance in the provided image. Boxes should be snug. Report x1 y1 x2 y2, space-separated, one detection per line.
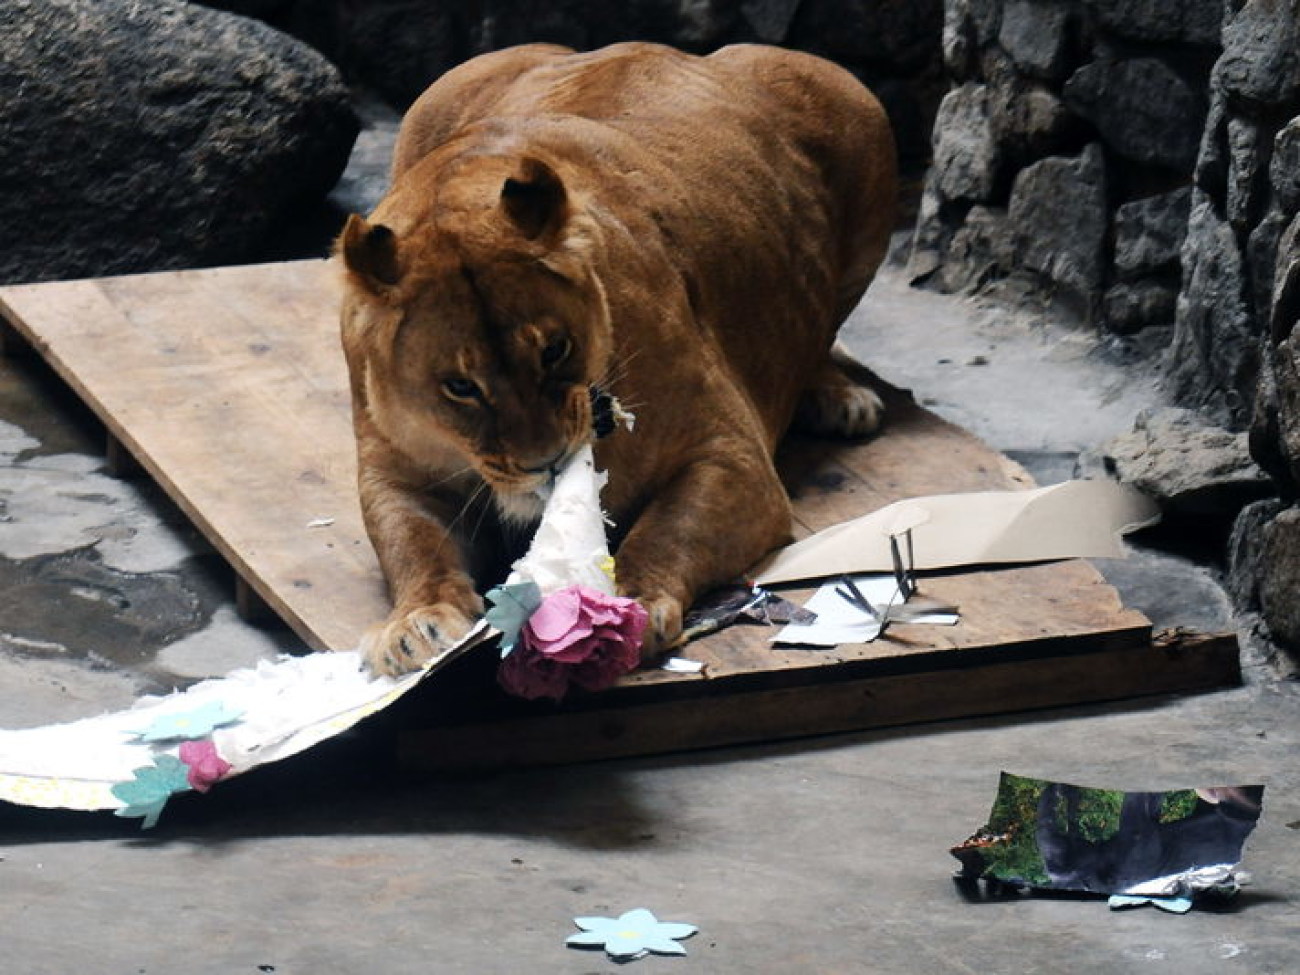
518 449 567 476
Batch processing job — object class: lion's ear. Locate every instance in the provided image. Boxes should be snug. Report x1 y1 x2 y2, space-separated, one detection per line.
501 158 567 241
338 214 402 291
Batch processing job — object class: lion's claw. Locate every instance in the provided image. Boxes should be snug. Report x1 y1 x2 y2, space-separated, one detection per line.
362 602 479 677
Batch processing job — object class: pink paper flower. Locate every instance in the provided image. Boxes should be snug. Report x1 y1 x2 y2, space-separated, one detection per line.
498 586 648 701
178 739 232 793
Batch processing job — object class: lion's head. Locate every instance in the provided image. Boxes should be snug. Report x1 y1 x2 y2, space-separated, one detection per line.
338 154 614 523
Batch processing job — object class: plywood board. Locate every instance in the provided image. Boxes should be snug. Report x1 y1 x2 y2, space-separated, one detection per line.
0 259 1238 766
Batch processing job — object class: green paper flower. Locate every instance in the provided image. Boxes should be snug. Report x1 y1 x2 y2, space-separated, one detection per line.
484 581 542 656
132 700 245 743
566 908 697 959
111 754 192 829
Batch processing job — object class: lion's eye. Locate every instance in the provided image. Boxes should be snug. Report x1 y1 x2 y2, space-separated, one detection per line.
541 335 571 369
441 377 482 402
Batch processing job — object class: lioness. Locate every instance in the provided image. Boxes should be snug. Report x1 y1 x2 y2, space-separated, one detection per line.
338 42 897 676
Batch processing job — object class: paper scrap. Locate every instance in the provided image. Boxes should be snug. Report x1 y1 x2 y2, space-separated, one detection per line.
773 574 959 646
952 772 1263 900
508 444 615 597
661 656 705 674
567 909 697 960
0 620 492 818
754 479 1160 586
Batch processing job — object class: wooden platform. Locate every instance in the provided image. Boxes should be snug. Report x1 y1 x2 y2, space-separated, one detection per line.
0 260 1240 767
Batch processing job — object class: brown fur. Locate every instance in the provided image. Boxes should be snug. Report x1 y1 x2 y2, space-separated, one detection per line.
338 42 897 675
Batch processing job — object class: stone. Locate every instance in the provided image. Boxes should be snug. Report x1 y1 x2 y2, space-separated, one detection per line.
1226 115 1265 232
1271 116 1300 215
997 0 1073 81
1103 280 1178 334
1008 143 1108 303
988 71 1079 167
0 0 358 285
1094 407 1273 516
1248 210 1290 327
943 205 1015 290
1168 190 1259 424
1064 56 1206 171
1194 93 1229 199
1271 212 1300 344
1081 0 1223 47
1227 498 1284 609
929 84 1002 203
1258 506 1300 650
943 0 1003 77
1217 0 1300 112
1113 187 1192 280
1266 332 1300 488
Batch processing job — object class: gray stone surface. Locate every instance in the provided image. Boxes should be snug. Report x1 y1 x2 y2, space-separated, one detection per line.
1216 0 1300 111
0 0 358 285
1114 187 1192 280
1063 56 1205 171
1227 498 1284 608
1104 280 1178 334
1259 505 1300 648
997 0 1072 80
1272 118 1300 215
943 0 1003 77
1169 190 1258 424
987 68 1079 166
1227 115 1266 232
1088 407 1272 516
1082 0 1223 47
1008 143 1108 302
931 83 1002 202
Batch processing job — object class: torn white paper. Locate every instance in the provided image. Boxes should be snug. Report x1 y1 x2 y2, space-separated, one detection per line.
773 574 959 647
0 622 491 814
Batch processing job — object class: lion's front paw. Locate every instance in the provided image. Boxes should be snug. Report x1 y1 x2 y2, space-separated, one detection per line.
634 593 684 666
361 602 481 677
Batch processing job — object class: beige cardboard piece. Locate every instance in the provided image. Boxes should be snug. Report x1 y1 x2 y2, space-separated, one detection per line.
753 479 1160 586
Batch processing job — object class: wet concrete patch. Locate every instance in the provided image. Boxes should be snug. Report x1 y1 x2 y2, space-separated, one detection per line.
0 545 211 673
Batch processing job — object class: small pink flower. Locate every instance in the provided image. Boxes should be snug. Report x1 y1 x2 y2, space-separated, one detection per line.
178 739 232 793
498 586 648 700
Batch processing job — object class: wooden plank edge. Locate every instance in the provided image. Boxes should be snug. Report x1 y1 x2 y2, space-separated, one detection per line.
0 288 332 651
395 630 1241 772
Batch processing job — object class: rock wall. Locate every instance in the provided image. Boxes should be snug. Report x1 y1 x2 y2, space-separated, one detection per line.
909 0 1220 331
1221 2 1300 656
197 0 945 172
912 0 1300 663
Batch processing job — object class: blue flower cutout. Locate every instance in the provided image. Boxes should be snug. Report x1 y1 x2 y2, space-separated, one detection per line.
484 581 542 656
111 754 192 829
567 908 698 960
132 700 245 743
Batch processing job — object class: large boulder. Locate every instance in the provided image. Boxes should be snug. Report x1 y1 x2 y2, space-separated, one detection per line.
0 0 358 285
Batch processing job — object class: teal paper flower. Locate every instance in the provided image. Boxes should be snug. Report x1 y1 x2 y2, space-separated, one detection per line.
566 908 698 959
484 581 542 655
132 700 245 742
111 754 192 829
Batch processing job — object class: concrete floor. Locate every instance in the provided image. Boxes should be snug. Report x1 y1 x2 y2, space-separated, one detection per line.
2 108 1298 974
